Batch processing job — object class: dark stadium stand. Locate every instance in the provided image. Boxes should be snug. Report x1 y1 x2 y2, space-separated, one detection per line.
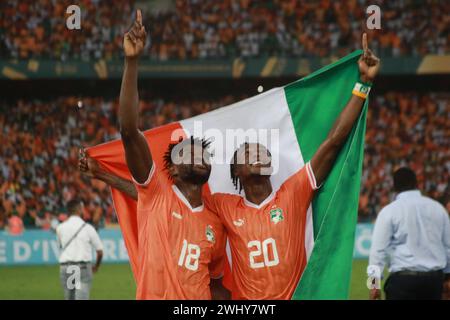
0 0 448 232
0 0 448 60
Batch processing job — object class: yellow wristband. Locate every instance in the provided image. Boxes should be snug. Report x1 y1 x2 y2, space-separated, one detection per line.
352 82 371 99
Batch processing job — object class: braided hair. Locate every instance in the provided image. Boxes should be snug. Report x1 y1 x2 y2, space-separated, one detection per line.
230 142 248 193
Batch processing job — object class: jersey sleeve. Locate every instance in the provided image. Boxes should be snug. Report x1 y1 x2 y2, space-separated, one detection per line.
281 162 318 208
132 164 167 207
208 222 227 279
132 164 172 227
132 162 158 193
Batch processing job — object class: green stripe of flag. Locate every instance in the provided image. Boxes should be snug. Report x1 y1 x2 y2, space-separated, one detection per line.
285 50 368 299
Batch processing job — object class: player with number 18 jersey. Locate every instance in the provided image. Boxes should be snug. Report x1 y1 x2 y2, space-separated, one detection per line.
118 9 228 300
134 166 226 300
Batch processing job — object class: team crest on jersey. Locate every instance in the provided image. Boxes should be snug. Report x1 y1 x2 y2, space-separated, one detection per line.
233 218 245 227
206 225 215 243
269 207 284 224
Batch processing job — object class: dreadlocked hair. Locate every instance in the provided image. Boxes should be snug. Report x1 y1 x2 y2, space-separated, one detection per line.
163 136 212 180
230 142 249 193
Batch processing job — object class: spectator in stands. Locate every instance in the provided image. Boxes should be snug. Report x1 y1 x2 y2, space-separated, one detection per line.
0 0 448 60
7 212 24 235
361 92 450 221
0 92 448 229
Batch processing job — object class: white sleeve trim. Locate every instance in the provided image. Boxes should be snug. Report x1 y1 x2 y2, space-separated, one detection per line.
306 162 320 190
131 163 156 187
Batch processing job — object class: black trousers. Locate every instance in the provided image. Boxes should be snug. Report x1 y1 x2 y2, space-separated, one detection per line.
384 271 444 300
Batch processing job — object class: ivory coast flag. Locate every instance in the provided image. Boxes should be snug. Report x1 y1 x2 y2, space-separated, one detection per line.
88 50 367 299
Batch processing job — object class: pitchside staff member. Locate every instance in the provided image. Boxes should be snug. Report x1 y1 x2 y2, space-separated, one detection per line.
56 199 103 300
369 167 450 300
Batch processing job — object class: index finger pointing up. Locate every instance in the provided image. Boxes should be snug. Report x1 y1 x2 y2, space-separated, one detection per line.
362 33 368 55
136 9 142 25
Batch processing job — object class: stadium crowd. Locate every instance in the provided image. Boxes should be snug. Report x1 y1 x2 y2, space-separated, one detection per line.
0 0 448 60
0 91 448 232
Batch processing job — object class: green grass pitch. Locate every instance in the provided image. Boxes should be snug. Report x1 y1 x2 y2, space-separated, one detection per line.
0 260 378 299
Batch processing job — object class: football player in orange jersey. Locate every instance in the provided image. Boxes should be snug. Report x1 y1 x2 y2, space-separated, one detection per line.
209 33 380 299
113 9 229 300
81 30 379 299
79 144 230 300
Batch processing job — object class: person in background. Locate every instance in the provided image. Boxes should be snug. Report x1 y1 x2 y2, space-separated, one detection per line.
0 211 5 230
7 211 24 235
56 199 103 300
368 167 450 300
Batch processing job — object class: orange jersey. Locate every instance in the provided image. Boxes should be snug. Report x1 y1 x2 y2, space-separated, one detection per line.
133 165 226 300
209 162 318 300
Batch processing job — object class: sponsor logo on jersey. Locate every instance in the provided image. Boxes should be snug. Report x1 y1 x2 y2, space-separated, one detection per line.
269 207 284 224
206 225 215 243
233 218 245 227
172 211 183 220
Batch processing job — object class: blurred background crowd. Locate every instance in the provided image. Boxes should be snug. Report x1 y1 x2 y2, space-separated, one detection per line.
0 0 448 234
1 0 448 60
1 91 449 232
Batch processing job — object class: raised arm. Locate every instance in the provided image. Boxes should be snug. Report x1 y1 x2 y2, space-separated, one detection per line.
119 9 153 184
311 33 380 186
79 149 138 201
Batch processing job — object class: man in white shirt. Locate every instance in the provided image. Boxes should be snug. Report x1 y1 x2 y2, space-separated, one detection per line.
368 167 450 300
56 199 103 300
